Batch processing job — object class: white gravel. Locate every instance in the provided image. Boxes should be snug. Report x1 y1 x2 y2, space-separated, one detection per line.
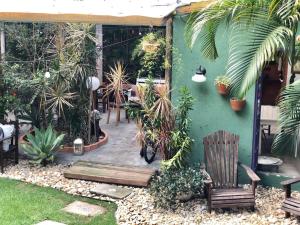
0 160 299 225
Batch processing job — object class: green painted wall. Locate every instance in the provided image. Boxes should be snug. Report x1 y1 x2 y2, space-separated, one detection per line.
171 16 255 169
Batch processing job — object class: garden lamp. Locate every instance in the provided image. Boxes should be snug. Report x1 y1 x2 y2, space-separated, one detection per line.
44 71 51 79
86 76 101 91
192 65 207 83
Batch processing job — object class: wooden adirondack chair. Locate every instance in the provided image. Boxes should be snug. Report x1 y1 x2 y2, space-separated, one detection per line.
281 177 300 218
202 130 260 212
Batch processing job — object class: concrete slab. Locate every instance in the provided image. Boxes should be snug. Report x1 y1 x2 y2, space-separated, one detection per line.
55 110 161 170
90 183 132 199
62 201 106 217
35 221 66 225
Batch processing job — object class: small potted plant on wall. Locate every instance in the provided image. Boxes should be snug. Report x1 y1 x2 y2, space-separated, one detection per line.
230 97 246 111
214 75 230 96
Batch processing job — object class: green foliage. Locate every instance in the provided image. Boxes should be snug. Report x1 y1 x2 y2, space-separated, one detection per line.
132 32 166 78
149 165 206 209
214 75 231 87
162 87 194 169
272 80 300 157
0 178 117 225
185 0 299 98
21 126 65 165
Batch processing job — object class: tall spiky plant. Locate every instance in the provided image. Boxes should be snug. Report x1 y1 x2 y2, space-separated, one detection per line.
106 61 129 107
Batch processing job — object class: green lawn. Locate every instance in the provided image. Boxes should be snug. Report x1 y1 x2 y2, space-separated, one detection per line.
0 178 117 225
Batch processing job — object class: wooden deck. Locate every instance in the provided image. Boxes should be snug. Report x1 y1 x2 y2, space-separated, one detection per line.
64 160 157 187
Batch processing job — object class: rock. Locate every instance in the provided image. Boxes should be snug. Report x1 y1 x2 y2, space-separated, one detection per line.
1 160 299 225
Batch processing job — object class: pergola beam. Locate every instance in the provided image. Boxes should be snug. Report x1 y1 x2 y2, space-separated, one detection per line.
176 0 214 14
0 13 165 26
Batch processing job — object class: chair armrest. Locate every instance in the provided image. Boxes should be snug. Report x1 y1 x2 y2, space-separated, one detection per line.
200 167 213 186
238 163 260 182
281 177 300 186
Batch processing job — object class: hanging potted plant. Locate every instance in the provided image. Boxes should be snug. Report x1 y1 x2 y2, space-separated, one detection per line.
214 75 230 96
141 33 161 53
230 97 246 111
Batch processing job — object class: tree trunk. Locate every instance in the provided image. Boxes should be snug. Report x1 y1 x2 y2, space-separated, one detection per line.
96 24 103 84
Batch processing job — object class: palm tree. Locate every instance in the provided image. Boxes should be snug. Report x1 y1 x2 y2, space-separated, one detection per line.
185 0 300 156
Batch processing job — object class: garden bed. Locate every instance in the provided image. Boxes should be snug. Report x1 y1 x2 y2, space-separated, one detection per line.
1 160 299 225
19 130 109 153
0 177 117 225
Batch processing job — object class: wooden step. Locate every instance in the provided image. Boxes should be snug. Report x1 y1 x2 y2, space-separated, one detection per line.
64 160 157 187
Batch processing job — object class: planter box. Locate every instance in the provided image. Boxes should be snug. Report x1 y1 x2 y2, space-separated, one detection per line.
19 130 108 154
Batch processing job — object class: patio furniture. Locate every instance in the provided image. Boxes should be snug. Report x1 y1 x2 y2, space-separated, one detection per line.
0 120 19 173
203 130 260 213
281 177 300 218
106 91 130 125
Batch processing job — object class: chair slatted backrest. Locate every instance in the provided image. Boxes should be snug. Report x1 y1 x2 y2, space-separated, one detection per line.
203 130 239 189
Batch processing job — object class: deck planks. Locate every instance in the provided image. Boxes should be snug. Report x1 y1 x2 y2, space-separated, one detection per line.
64 160 157 187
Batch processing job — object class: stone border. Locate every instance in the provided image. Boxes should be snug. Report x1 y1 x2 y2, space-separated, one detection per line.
19 130 108 153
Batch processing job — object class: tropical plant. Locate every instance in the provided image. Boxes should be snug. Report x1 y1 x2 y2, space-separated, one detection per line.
185 0 299 98
132 32 166 78
106 61 129 107
272 80 300 156
149 165 206 209
185 0 300 156
162 86 194 169
21 126 65 165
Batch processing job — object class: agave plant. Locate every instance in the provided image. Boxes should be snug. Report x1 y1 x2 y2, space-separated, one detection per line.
22 126 65 166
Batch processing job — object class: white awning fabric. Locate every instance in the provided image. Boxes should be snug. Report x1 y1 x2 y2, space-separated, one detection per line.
0 0 203 26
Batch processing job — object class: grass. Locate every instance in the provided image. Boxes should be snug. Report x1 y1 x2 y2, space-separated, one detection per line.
0 178 117 225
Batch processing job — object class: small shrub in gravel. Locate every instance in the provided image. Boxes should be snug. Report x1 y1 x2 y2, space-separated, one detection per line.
149 165 206 209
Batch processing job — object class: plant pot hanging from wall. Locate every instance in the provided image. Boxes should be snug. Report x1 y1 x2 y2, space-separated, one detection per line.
230 98 246 111
214 75 230 96
216 83 229 95
142 41 160 53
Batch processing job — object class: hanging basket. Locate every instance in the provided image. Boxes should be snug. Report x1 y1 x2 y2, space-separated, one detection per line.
142 41 160 53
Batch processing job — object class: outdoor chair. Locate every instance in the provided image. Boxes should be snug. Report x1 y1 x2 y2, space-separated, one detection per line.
202 130 260 213
0 120 19 173
281 177 300 218
106 91 130 125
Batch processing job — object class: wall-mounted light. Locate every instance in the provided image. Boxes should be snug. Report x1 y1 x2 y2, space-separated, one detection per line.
192 65 207 83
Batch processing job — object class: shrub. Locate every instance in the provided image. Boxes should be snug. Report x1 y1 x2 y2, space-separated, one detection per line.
149 165 206 209
22 126 65 166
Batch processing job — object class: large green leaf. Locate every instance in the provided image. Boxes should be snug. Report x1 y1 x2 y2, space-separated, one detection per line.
227 14 293 97
272 80 300 156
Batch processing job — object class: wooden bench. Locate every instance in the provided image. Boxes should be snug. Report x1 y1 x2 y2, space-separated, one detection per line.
281 177 300 217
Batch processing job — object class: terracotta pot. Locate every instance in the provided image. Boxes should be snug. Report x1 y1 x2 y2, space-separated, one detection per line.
230 98 246 111
216 83 229 95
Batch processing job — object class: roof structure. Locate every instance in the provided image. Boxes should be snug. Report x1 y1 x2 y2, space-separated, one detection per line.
0 0 212 26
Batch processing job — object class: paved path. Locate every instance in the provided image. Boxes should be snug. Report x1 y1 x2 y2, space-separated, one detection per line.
56 110 160 170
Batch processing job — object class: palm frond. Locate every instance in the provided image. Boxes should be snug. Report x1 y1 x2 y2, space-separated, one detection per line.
227 14 293 98
272 80 300 156
185 0 266 60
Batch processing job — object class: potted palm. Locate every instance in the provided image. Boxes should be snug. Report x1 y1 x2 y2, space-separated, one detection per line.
230 97 246 111
214 75 230 95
